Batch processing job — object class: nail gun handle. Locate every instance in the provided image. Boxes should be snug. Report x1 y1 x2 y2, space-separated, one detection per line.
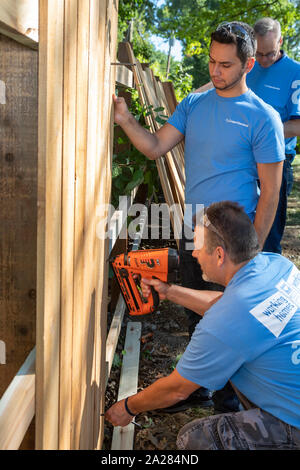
150 284 160 310
139 281 160 315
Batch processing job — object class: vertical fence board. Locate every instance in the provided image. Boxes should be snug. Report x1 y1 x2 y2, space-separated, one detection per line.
95 0 119 448
59 0 77 450
70 0 90 449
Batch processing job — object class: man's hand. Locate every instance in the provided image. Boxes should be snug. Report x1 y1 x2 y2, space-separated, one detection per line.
141 277 170 301
105 399 134 427
113 93 131 126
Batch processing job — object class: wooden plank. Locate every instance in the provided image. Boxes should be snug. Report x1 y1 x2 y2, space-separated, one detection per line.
0 341 5 365
111 322 142 450
116 63 134 88
0 33 38 404
123 44 184 239
0 348 35 450
59 0 77 450
36 0 64 450
106 296 126 385
92 0 108 450
108 195 131 254
0 0 38 48
70 0 90 449
162 81 178 114
94 0 119 450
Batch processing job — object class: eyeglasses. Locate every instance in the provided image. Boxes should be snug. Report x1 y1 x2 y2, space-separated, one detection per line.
203 214 226 246
216 22 252 45
256 46 279 60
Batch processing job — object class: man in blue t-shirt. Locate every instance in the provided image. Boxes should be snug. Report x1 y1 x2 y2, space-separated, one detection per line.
105 201 300 450
247 18 300 254
113 22 285 412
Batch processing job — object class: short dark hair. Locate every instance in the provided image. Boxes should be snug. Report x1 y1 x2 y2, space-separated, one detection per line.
210 22 257 66
203 201 259 264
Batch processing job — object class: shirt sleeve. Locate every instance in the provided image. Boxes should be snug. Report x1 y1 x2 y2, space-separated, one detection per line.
167 96 189 135
176 327 246 390
252 111 285 164
288 77 300 119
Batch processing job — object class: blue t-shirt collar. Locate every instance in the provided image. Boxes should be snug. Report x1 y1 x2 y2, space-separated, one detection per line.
226 253 269 289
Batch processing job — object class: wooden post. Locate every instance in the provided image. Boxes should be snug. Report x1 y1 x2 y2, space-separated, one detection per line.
0 31 38 451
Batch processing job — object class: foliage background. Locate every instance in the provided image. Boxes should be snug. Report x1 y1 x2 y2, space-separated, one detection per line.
113 0 300 203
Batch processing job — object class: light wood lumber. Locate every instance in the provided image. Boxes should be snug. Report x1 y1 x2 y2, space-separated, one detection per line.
111 322 142 450
70 0 90 449
0 348 35 450
124 44 183 245
105 296 126 385
92 0 108 449
116 63 134 88
59 0 77 450
36 0 64 450
93 0 119 450
0 0 38 48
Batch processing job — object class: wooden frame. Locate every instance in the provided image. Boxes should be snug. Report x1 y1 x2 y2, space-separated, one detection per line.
0 0 38 48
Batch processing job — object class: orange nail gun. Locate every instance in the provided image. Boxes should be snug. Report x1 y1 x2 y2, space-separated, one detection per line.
111 248 179 316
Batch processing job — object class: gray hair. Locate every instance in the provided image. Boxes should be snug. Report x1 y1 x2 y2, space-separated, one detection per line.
254 18 282 40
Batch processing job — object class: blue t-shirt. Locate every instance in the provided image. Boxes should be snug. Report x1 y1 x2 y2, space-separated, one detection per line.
177 253 300 429
168 89 285 223
247 53 300 156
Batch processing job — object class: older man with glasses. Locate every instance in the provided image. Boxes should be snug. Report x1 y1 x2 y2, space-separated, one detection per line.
105 201 300 450
247 17 300 255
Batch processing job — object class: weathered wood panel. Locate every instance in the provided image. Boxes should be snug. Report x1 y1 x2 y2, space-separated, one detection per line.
0 33 37 400
0 31 38 451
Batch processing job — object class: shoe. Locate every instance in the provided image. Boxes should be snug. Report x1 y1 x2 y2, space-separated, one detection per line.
157 388 213 413
212 391 241 414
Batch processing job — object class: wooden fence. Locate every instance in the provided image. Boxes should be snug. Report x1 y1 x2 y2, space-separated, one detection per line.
0 0 184 451
0 0 119 450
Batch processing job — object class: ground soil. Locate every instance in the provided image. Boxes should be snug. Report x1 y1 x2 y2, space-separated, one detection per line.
104 159 300 450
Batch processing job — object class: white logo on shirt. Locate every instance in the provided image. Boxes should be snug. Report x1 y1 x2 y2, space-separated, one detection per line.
292 80 300 105
225 118 249 128
264 84 281 90
291 341 300 365
249 266 300 337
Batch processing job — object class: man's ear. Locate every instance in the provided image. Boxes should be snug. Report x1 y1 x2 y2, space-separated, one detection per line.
215 246 225 266
245 56 255 74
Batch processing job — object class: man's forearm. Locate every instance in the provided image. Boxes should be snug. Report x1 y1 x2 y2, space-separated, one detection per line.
166 284 223 316
105 370 200 426
284 119 300 139
126 373 193 415
118 112 161 160
254 190 279 249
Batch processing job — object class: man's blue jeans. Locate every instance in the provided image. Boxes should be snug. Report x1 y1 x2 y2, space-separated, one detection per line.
263 155 294 254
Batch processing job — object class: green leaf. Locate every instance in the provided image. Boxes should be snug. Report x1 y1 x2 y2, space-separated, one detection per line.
124 169 144 193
